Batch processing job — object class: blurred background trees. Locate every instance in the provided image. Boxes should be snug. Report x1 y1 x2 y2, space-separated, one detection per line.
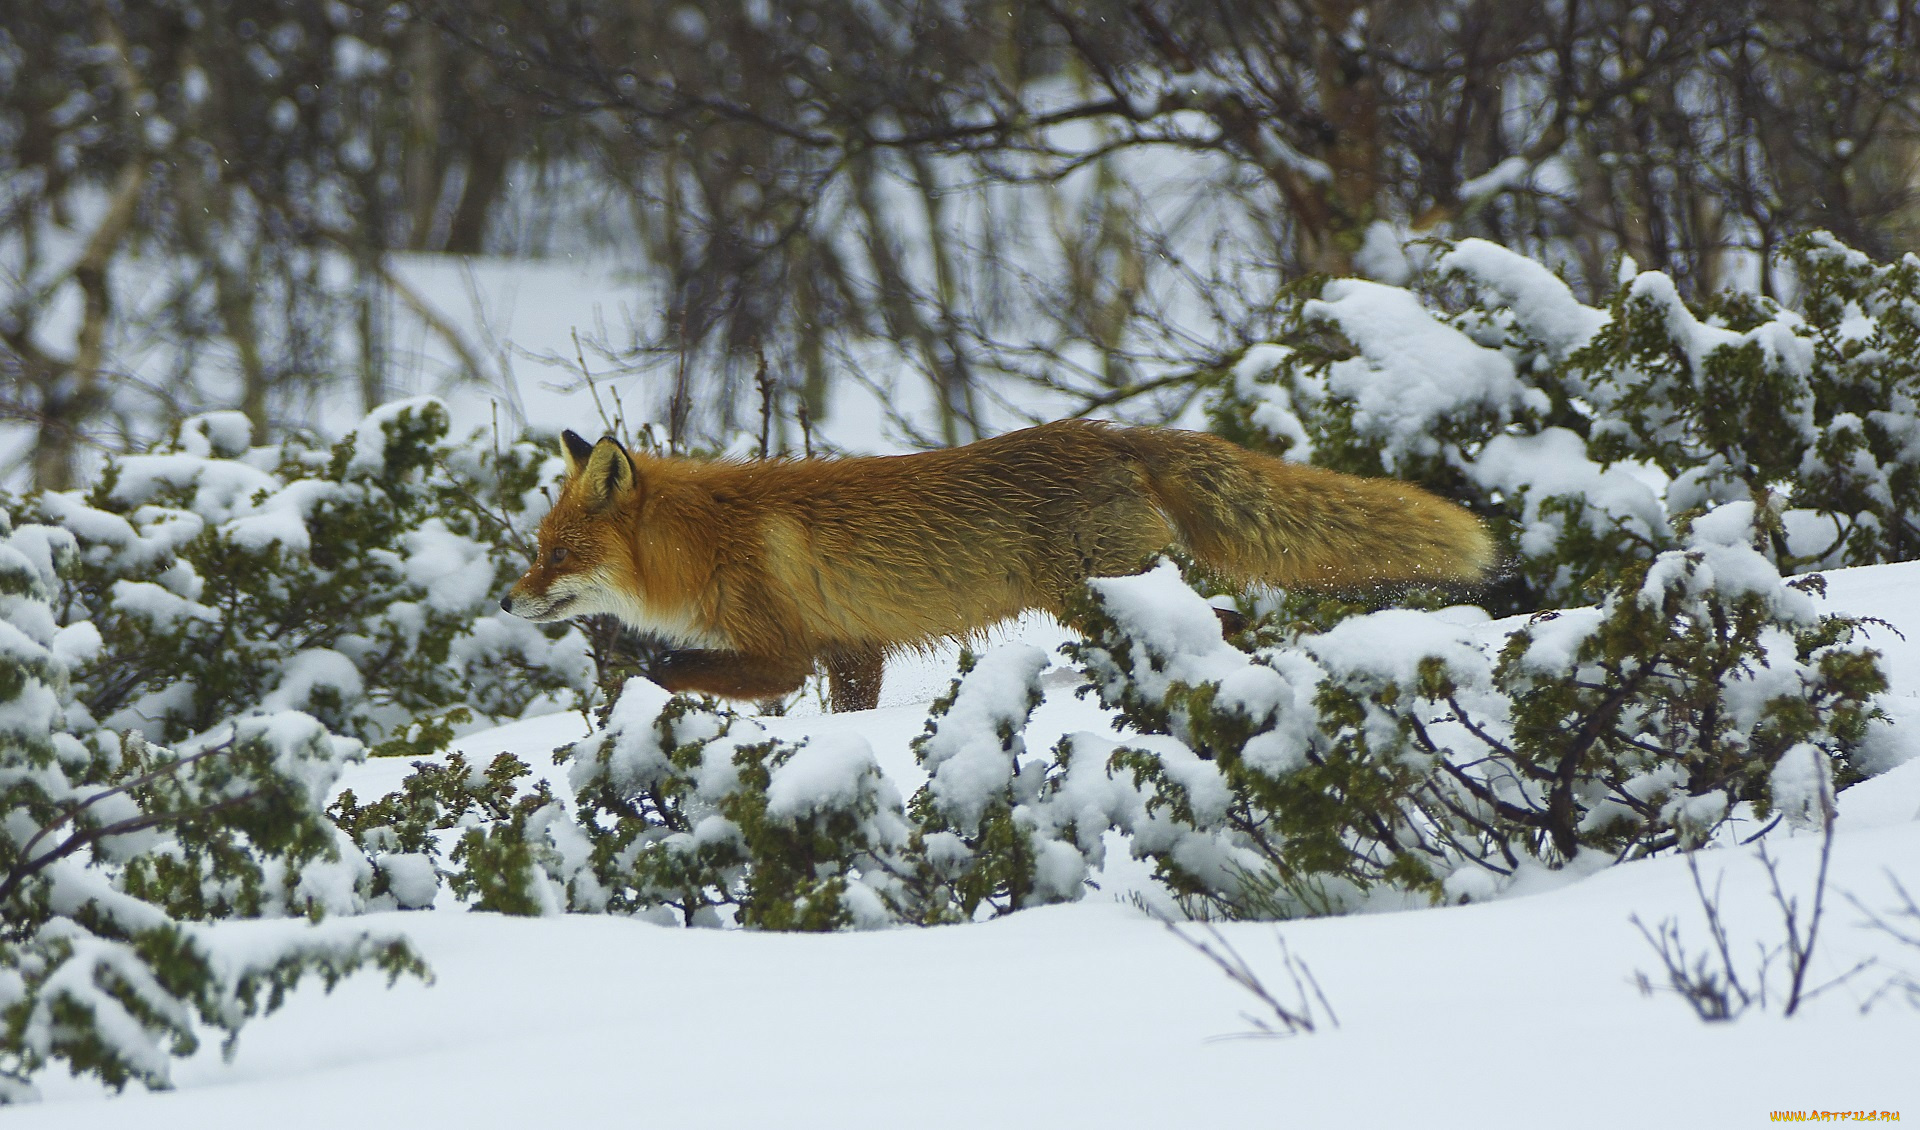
3 0 1917 487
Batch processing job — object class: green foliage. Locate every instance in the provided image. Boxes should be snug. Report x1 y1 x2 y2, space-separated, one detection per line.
561 691 788 925
109 723 357 922
1065 560 1440 917
359 656 1107 931
0 400 604 1101
354 684 916 930
1211 234 1920 615
331 748 558 914
893 645 1092 922
569 690 917 929
2 921 425 1099
1487 557 1881 859
368 709 474 760
14 402 592 748
0 500 429 1103
717 738 878 931
1069 541 1893 920
243 239 1920 953
1095 237 1915 919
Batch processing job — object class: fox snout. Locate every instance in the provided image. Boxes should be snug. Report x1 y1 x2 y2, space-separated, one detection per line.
500 571 557 620
500 581 578 622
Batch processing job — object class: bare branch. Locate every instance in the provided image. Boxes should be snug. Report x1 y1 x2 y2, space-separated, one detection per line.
1163 919 1338 1037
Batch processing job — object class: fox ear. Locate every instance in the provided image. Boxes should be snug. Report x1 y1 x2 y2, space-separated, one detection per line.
581 436 638 508
560 429 595 477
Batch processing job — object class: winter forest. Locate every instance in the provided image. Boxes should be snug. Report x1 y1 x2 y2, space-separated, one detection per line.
4 1 1920 1124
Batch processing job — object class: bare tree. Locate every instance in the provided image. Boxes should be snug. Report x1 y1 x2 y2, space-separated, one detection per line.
5 0 1916 482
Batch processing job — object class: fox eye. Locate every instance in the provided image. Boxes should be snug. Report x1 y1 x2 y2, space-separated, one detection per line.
549 546 569 565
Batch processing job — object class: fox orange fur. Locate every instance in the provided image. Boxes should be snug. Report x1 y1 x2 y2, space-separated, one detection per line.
501 421 1494 712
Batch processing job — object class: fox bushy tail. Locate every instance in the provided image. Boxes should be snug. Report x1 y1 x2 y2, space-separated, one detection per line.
1121 428 1495 591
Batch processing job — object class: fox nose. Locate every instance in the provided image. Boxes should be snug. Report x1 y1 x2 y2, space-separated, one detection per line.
499 592 514 613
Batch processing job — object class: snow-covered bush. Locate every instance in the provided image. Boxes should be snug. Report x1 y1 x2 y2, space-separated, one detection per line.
348 651 1128 930
329 747 558 914
9 401 593 748
1213 233 1920 614
0 510 425 1103
1066 539 1894 919
892 646 1096 921
0 399 609 1100
509 681 916 930
1124 233 1918 917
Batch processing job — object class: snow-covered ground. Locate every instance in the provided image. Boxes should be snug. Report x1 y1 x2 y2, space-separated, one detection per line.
19 567 1920 1128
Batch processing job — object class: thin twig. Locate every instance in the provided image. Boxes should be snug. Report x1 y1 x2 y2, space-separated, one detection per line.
1 789 263 906
574 328 614 440
754 348 774 459
8 736 237 872
1162 919 1337 1037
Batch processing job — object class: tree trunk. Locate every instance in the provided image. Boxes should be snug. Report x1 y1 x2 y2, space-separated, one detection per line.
1304 0 1382 276
444 124 508 255
404 25 446 251
33 159 147 490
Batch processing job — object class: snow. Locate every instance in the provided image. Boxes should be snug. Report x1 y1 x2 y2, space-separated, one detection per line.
1305 606 1491 688
1637 503 1820 623
763 733 886 821
570 678 675 793
25 820 1918 1127
176 412 254 459
1086 559 1251 696
1230 345 1315 459
375 853 440 911
916 644 1048 831
201 710 363 813
1769 743 1836 829
107 453 280 517
262 650 366 715
108 579 215 631
0 524 71 597
398 520 498 614
1630 270 1816 382
1302 278 1539 469
1467 427 1670 555
17 556 1920 1124
48 621 102 668
1440 237 1609 357
12 238 1920 1123
344 397 439 477
1352 220 1411 285
11 732 1920 1113
220 480 343 554
1457 155 1533 202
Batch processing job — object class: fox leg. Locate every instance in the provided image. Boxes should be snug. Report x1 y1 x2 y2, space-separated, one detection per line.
653 649 812 702
823 646 885 713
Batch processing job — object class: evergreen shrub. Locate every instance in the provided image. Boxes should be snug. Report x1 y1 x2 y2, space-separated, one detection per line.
333 235 1920 930
1 400 592 1100
1081 232 1920 917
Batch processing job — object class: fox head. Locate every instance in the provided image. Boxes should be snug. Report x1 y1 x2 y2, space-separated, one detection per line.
499 430 647 626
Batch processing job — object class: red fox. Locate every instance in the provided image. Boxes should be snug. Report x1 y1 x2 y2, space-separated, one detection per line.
501 421 1494 711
